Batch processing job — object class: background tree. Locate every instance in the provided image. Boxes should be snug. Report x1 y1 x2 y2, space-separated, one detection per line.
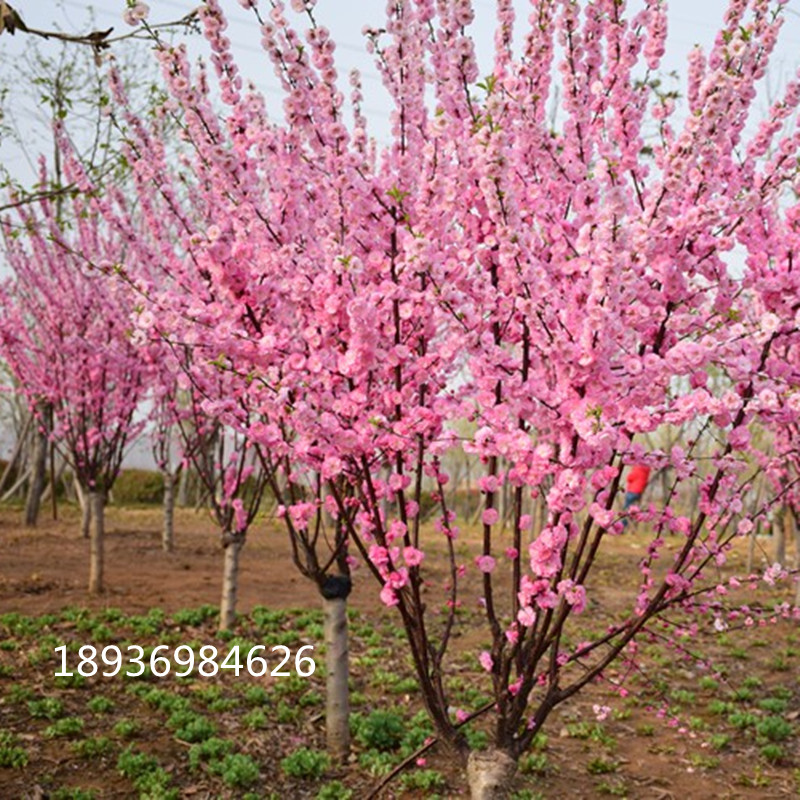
0 8 180 524
81 7 365 755
149 384 185 554
167 357 270 631
0 156 148 593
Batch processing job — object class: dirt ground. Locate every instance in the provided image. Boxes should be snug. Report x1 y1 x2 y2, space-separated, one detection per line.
0 505 336 618
1 503 799 799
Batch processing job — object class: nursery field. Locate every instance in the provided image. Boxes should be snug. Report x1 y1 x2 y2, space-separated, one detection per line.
1 507 799 799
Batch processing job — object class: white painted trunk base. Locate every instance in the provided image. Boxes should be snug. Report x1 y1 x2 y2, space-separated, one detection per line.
219 537 243 630
88 491 105 594
466 749 517 800
323 596 350 760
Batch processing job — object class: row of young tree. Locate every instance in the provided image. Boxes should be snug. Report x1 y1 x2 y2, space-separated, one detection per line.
2 1 800 796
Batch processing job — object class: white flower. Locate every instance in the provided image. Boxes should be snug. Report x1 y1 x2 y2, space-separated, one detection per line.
757 388 779 411
136 310 156 330
592 704 611 722
123 2 150 26
760 312 780 334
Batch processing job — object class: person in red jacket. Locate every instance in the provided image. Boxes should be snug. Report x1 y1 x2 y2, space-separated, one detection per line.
622 464 650 528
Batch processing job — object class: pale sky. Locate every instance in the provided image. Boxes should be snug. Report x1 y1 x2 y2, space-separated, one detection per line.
3 0 800 184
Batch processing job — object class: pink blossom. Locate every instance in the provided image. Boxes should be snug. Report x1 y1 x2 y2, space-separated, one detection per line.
763 562 785 586
389 472 412 492
475 555 497 574
386 568 409 590
478 651 493 673
369 546 390 569
478 475 499 492
593 704 611 722
288 502 316 530
482 508 499 526
517 606 536 627
123 2 149 26
557 580 587 614
387 520 407 543
728 426 750 449
760 312 780 333
529 526 567 578
380 585 399 607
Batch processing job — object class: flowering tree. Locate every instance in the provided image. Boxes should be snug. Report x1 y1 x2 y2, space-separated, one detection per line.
76 2 372 755
0 159 148 594
745 274 800 597
64 0 800 793
168 358 269 631
149 378 187 553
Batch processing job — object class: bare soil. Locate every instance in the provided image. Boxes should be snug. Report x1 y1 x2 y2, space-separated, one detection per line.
0 504 798 799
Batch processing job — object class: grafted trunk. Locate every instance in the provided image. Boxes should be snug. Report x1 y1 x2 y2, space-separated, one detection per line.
74 477 90 539
219 534 244 631
88 491 105 594
746 526 756 575
177 465 190 508
775 510 787 566
791 509 800 607
322 587 350 761
162 472 176 553
81 496 91 541
24 420 48 526
466 749 517 800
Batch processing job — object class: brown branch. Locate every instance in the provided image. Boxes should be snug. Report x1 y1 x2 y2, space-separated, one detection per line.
0 2 198 52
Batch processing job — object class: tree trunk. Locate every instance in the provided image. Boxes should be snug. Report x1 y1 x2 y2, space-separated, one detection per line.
163 471 176 553
775 509 787 566
81 495 91 541
41 455 67 504
0 414 30 496
790 508 800 607
88 491 105 594
323 594 350 761
24 416 48 526
219 534 244 631
74 477 90 539
746 527 756 575
49 438 57 520
0 467 31 504
61 469 76 502
177 465 190 508
466 749 517 800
